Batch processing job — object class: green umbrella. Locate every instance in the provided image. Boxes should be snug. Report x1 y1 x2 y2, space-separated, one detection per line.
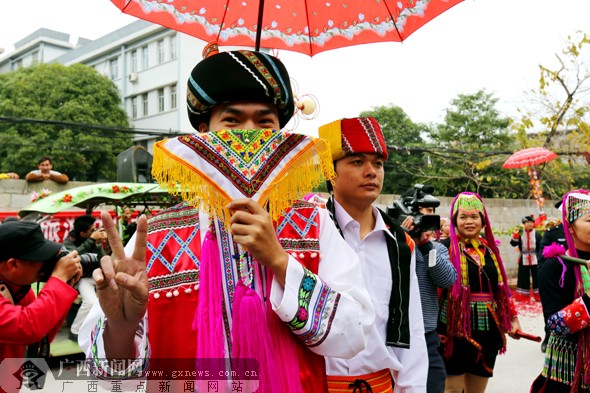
19 182 180 218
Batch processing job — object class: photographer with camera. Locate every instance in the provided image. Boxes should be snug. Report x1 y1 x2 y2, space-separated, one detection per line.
0 221 81 362
394 185 457 393
319 117 428 392
63 215 106 342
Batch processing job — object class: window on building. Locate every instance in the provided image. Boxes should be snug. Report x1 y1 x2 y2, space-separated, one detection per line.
12 59 23 70
31 51 39 65
157 39 164 64
130 50 138 73
109 57 119 80
158 88 165 112
170 84 177 109
131 96 138 119
142 93 149 116
142 45 148 69
170 34 177 60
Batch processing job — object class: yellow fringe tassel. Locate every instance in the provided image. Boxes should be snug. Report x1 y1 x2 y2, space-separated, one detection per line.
151 136 335 228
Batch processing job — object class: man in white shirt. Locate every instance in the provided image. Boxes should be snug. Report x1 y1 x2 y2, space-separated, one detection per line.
319 117 428 393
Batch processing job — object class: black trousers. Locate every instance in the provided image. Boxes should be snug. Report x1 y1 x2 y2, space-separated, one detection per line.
517 263 538 292
426 330 446 393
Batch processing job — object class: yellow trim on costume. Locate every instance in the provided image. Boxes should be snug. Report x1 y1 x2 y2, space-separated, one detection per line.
262 136 335 223
152 137 233 223
318 119 344 161
151 133 335 228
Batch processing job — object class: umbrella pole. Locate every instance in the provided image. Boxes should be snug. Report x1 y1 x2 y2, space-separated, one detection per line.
527 167 544 213
255 0 265 51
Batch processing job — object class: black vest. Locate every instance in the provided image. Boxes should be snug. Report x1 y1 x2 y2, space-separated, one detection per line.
326 198 412 348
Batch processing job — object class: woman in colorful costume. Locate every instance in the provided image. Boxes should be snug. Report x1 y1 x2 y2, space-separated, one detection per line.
439 192 520 393
79 47 374 393
531 190 590 393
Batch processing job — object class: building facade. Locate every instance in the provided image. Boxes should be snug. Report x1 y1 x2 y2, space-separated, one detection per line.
0 21 206 152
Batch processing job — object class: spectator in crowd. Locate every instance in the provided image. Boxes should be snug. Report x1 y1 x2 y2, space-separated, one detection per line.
63 215 106 341
510 215 542 302
399 190 457 393
119 206 135 246
120 206 132 227
0 221 81 365
538 199 567 265
25 156 68 184
438 217 451 248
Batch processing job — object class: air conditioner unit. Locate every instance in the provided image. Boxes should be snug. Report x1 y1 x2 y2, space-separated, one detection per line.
128 72 138 83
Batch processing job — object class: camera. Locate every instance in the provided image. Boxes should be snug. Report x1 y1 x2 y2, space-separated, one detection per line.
38 248 70 282
387 184 441 238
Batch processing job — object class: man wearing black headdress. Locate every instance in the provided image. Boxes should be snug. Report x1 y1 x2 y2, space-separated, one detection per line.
510 215 542 302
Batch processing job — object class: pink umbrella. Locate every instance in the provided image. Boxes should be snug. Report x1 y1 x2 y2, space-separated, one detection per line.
502 147 558 169
503 147 558 210
110 0 464 56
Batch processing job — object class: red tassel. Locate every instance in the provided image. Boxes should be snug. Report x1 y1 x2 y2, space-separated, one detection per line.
445 286 471 359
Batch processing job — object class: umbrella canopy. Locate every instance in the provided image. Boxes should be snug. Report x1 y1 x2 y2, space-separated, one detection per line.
19 182 179 217
111 0 464 56
502 147 558 169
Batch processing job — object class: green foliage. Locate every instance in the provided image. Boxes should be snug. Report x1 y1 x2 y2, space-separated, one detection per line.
425 90 519 198
511 30 590 199
353 32 590 201
0 63 132 181
359 104 427 194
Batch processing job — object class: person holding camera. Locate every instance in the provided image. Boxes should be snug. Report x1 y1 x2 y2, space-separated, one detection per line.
63 215 106 342
319 117 428 392
439 192 520 393
0 221 81 362
398 187 457 393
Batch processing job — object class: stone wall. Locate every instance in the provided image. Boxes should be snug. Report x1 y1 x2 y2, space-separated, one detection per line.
0 180 558 277
0 179 93 212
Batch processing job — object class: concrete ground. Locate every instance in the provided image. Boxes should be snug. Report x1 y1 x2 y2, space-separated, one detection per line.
488 298 546 393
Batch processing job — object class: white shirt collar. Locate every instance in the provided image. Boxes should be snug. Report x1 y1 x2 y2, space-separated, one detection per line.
332 198 389 237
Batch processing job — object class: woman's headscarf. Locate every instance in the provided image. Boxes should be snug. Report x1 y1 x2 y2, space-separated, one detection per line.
445 192 512 355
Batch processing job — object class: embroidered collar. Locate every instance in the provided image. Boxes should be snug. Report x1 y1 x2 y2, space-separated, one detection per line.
152 129 335 227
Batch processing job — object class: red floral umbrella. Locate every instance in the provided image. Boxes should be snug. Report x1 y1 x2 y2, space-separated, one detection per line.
502 147 558 169
503 147 558 210
111 0 464 56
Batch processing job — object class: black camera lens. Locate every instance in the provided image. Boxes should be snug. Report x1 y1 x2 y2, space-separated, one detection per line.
38 249 70 282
